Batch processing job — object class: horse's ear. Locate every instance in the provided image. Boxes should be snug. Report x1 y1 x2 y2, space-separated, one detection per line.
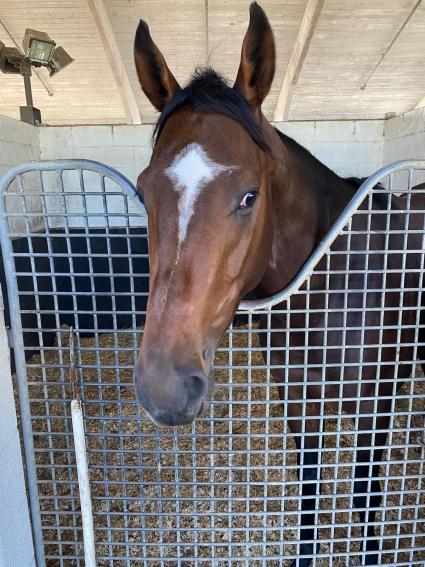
233 2 275 109
134 20 181 112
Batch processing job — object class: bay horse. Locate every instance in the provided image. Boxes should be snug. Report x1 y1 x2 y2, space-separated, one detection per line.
133 3 424 565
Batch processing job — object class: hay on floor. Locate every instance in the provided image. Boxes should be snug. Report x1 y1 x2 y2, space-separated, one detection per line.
23 324 425 566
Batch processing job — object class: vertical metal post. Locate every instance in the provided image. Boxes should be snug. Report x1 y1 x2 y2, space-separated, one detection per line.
70 329 96 567
22 69 34 107
19 59 42 125
0 197 45 565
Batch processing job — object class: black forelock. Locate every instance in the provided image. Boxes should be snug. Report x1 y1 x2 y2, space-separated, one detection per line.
152 68 272 155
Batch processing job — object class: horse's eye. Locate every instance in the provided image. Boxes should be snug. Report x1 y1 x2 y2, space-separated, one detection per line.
239 191 258 209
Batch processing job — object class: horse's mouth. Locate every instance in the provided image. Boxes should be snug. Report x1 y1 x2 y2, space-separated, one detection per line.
196 374 215 418
197 401 204 417
139 393 211 427
197 398 209 418
196 371 214 418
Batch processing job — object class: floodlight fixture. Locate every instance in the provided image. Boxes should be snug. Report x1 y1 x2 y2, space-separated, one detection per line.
23 29 56 65
0 28 74 124
49 46 74 77
0 44 23 74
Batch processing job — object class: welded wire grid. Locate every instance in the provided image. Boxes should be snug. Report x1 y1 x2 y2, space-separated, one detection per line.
2 160 425 567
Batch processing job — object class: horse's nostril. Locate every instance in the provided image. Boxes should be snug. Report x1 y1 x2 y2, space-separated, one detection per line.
133 362 208 424
184 372 208 402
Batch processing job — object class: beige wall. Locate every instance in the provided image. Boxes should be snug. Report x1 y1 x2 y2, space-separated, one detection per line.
37 119 385 185
0 115 40 175
383 107 425 188
0 115 386 186
383 107 425 163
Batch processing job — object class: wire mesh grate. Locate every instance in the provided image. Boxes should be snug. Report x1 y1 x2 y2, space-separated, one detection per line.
1 160 425 566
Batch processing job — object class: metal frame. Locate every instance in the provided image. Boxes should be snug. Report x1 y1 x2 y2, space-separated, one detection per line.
0 158 424 566
0 160 139 567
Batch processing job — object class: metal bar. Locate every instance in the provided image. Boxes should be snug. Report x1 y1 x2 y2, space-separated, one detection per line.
0 192 45 565
0 160 138 200
240 159 425 309
22 71 34 107
1 158 424 566
71 400 97 567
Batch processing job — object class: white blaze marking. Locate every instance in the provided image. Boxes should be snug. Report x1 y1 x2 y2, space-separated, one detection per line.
165 143 231 245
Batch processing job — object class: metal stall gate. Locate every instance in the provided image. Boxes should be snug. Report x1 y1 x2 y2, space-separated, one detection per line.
1 159 425 567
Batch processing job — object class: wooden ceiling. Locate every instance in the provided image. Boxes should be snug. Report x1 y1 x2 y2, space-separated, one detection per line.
0 0 126 124
0 0 424 125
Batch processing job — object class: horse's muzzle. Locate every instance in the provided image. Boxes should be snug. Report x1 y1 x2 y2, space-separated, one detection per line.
134 363 210 426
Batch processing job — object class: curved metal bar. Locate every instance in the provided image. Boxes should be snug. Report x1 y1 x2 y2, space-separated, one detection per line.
0 159 142 567
239 159 425 311
0 159 142 204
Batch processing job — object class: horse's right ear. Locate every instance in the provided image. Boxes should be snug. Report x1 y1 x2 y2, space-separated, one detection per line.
233 2 275 109
134 20 181 112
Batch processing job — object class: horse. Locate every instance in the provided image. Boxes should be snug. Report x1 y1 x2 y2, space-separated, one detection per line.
132 3 425 565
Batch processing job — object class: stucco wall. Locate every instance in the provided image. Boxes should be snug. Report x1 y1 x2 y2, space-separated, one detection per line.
8 112 425 187
38 124 153 188
383 107 425 188
38 120 385 184
275 120 384 178
0 115 40 175
383 107 425 163
383 108 425 191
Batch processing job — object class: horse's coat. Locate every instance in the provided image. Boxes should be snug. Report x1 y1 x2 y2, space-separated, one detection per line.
165 143 232 245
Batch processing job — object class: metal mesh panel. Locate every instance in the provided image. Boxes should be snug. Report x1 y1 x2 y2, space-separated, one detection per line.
1 160 425 566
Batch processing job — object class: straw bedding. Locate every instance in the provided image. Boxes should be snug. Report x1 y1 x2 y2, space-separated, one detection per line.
24 325 425 566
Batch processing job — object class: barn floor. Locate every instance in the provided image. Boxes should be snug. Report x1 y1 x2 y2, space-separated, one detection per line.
24 325 425 566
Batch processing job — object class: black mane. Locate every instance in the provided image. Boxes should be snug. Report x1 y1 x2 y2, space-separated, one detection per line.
153 68 387 209
274 127 341 179
153 68 272 154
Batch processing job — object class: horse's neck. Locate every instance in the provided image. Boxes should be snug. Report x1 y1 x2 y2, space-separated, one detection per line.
255 135 355 298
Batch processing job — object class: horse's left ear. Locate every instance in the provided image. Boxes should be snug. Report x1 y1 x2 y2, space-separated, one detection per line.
233 2 275 109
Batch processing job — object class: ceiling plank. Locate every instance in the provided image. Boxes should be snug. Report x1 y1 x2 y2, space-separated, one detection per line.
273 0 324 122
87 0 141 124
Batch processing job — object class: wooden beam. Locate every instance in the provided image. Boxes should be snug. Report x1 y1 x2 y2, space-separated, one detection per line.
273 0 324 122
415 94 425 110
87 0 141 124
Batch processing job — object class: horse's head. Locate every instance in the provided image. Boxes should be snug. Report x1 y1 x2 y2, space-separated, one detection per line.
134 3 278 426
